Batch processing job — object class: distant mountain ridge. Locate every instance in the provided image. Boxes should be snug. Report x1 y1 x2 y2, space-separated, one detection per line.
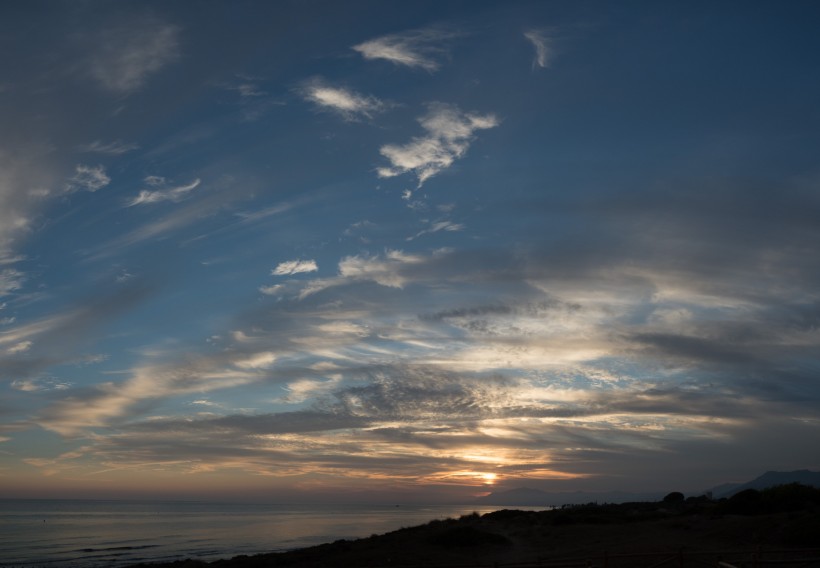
476 470 820 506
708 470 820 498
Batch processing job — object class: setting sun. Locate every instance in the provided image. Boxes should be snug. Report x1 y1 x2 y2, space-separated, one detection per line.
423 470 502 486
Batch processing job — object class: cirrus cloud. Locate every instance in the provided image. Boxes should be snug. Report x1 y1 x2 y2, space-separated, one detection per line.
300 78 386 121
78 140 140 155
524 29 554 69
127 177 201 207
272 259 319 276
353 28 460 71
86 15 180 93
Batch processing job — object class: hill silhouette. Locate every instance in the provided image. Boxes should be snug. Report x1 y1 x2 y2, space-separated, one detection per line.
129 483 820 568
710 470 820 497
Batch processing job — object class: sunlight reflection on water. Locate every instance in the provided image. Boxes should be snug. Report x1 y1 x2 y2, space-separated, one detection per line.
0 500 547 566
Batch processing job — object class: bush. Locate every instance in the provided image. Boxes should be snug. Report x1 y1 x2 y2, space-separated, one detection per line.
763 482 820 510
718 484 820 515
724 488 763 514
663 491 685 504
482 509 533 522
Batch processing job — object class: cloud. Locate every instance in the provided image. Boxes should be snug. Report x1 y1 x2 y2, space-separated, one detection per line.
353 28 459 71
127 177 201 206
272 259 318 276
5 340 32 355
408 219 465 240
0 150 57 265
85 176 250 260
378 103 499 186
0 282 155 382
66 164 110 193
226 77 285 121
234 200 300 224
0 268 24 299
283 375 343 403
338 250 423 287
130 409 372 436
12 153 820 492
234 351 276 370
300 78 386 121
21 203 820 486
190 399 221 407
12 376 71 392
524 29 554 69
236 83 265 98
30 354 771 487
297 249 429 298
328 366 516 421
78 140 139 155
36 347 280 436
87 16 180 93
259 284 284 296
343 220 376 236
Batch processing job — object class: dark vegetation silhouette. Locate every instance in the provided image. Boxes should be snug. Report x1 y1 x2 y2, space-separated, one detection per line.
129 484 820 568
718 482 820 515
662 491 685 504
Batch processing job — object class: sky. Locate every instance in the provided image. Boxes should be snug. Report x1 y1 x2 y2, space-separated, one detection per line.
1 0 819 503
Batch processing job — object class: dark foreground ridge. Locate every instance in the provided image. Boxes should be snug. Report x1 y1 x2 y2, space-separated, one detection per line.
130 484 820 568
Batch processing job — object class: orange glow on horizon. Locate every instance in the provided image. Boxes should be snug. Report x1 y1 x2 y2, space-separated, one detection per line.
422 470 502 486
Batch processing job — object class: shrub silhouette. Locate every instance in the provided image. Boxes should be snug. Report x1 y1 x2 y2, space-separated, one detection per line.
663 491 685 504
763 482 820 510
718 484 820 515
725 488 763 514
483 509 534 522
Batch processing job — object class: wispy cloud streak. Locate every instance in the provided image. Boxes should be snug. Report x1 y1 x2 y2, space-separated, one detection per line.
524 29 554 69
127 178 201 206
353 28 459 71
408 220 465 240
86 16 179 92
37 353 274 436
300 78 386 121
79 140 140 155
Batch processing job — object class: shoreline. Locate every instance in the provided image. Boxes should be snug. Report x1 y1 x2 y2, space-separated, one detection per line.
126 495 820 568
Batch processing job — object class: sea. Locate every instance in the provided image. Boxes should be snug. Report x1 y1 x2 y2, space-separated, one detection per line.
0 499 544 567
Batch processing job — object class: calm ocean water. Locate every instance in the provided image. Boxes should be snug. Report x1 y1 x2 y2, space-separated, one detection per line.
0 499 542 567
